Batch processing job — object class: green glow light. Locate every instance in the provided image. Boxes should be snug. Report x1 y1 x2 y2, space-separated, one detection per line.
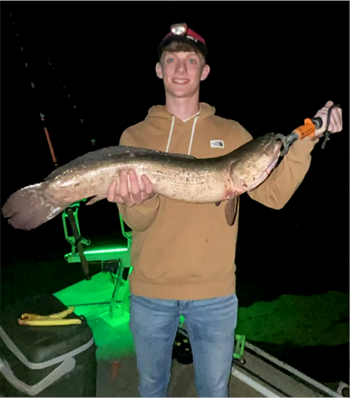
76 248 128 255
85 248 128 254
64 247 131 264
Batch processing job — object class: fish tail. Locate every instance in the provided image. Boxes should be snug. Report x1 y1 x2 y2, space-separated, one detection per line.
2 183 65 230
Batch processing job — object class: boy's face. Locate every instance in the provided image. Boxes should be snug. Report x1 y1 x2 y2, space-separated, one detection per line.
155 51 210 99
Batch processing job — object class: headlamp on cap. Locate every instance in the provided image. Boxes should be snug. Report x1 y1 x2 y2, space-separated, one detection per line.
158 22 207 58
170 22 188 36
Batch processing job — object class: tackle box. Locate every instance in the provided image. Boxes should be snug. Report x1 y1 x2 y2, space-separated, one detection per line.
0 294 97 397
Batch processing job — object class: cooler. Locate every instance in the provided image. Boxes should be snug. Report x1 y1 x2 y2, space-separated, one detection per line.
0 294 97 397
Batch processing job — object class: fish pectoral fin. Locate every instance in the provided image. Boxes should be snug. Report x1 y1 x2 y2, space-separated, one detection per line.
225 197 238 226
215 201 221 206
85 194 107 206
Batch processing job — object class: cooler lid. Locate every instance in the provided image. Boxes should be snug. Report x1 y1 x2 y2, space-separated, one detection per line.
0 294 94 364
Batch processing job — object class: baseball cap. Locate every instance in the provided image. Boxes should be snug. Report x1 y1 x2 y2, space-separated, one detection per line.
157 22 207 58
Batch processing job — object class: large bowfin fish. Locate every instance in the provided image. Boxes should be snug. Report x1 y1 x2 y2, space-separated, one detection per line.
2 133 282 230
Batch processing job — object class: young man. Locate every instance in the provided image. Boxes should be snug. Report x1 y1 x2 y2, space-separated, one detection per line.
107 23 343 397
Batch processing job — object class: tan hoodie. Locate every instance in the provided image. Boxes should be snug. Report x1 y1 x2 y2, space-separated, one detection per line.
117 103 318 300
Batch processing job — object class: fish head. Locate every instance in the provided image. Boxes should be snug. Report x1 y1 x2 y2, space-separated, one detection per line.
229 133 282 192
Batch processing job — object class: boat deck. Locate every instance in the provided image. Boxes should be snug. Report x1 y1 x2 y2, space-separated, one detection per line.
54 272 345 397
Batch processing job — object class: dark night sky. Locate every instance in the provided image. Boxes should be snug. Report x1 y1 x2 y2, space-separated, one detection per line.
1 2 349 267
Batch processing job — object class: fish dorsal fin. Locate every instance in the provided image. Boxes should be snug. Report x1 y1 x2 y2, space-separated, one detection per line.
45 145 196 181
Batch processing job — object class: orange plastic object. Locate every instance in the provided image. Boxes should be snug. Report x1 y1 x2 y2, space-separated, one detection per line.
293 118 316 139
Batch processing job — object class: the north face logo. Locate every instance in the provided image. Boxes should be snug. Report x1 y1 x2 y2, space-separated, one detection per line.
210 140 224 148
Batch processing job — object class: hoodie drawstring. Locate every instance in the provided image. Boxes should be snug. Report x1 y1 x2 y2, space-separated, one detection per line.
187 116 199 155
165 115 199 156
165 116 176 153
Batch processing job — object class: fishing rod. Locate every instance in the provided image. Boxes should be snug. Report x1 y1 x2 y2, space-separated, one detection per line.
40 114 58 169
6 7 92 281
40 113 91 281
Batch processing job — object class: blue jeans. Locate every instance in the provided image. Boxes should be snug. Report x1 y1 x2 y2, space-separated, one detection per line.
129 293 238 397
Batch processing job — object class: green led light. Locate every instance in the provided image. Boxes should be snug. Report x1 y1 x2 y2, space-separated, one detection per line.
84 248 128 254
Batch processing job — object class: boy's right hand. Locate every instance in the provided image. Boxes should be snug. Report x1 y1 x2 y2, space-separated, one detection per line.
107 170 154 206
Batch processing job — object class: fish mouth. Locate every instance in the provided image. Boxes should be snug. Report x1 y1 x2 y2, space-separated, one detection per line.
266 155 279 175
228 139 282 193
260 143 281 179
244 152 281 191
273 140 283 155
265 137 283 157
